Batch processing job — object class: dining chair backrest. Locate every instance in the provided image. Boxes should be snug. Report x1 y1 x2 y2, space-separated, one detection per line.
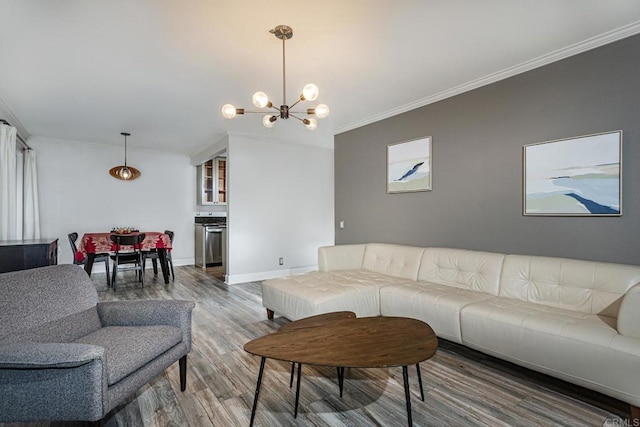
68 232 80 264
110 233 146 253
68 232 78 249
164 230 174 243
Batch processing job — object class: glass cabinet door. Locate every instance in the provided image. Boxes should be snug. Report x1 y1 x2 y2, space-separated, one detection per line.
198 157 227 205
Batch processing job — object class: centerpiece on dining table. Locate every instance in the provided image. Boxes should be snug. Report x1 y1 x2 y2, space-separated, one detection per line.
111 227 139 234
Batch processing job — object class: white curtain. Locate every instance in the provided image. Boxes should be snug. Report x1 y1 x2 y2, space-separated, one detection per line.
23 149 40 239
0 124 17 240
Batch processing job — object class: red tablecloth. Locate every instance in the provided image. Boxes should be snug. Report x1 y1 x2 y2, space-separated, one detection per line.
75 231 172 263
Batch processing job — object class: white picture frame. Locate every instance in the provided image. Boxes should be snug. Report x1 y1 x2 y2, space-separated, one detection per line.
387 136 432 193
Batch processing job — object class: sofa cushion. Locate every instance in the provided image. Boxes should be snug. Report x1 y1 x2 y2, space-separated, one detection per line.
460 297 640 403
499 255 640 317
380 281 496 343
262 270 400 320
75 325 182 385
417 248 505 296
362 244 425 280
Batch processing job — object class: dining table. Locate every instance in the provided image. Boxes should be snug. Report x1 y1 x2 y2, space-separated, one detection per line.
75 231 173 284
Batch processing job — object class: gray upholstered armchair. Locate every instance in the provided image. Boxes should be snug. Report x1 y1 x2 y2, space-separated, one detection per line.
0 264 195 423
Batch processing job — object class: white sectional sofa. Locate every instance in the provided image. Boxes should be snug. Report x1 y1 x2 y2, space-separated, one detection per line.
262 243 640 412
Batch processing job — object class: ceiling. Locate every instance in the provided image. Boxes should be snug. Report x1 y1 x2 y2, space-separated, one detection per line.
1 1 640 154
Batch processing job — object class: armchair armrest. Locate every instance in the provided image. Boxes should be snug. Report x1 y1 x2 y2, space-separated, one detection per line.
97 300 195 350
0 342 104 369
0 342 107 422
618 283 640 339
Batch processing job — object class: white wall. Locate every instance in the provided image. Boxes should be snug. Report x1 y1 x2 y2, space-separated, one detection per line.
28 132 334 283
29 136 195 268
226 134 334 284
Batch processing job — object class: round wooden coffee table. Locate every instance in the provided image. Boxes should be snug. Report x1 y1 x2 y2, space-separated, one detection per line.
244 315 438 426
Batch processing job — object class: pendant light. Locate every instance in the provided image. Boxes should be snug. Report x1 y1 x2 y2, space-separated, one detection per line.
109 132 141 180
221 25 329 131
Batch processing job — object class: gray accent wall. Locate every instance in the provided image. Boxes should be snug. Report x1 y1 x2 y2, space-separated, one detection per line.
335 34 640 265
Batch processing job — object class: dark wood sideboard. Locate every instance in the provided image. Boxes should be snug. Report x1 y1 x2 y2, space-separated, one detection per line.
0 238 58 273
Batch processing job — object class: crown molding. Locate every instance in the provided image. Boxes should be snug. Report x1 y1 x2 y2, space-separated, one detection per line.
0 95 29 139
335 21 640 135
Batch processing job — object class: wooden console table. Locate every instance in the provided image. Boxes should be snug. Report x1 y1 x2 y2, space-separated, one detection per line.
0 238 58 273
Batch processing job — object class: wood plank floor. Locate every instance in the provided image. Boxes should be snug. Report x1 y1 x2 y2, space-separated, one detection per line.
2 266 632 426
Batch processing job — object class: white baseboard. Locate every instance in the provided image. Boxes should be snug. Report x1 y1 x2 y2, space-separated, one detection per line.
85 260 315 285
226 265 317 285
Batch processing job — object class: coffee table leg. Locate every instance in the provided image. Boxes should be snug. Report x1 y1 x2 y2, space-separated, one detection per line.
290 362 295 388
416 363 424 401
402 365 413 427
249 357 266 427
337 367 344 397
294 362 302 418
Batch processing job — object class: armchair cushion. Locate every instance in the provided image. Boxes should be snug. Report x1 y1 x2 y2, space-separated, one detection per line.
75 325 182 385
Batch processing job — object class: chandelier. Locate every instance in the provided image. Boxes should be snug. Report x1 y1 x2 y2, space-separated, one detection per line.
109 132 141 180
221 25 329 131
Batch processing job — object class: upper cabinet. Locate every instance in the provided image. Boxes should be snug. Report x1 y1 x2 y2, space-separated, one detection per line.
197 157 227 205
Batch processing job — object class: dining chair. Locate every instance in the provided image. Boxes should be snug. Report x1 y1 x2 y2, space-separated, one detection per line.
143 230 175 280
68 232 111 287
110 233 146 291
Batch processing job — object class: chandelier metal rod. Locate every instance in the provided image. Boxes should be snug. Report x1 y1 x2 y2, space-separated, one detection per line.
288 113 305 122
289 97 302 109
282 36 286 105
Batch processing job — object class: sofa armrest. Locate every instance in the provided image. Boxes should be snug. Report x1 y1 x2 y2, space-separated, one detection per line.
318 244 367 271
0 342 107 422
618 283 640 338
97 300 195 351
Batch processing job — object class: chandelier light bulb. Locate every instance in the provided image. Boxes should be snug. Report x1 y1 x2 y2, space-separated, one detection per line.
302 83 319 101
221 104 237 119
314 104 330 119
262 115 275 128
305 118 318 131
252 92 269 108
120 167 131 180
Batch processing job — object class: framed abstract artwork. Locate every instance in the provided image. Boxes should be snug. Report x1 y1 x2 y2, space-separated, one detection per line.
387 136 432 193
523 130 622 216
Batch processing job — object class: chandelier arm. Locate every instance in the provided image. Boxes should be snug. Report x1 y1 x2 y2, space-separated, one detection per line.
289 98 303 109
288 113 305 122
241 110 274 114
